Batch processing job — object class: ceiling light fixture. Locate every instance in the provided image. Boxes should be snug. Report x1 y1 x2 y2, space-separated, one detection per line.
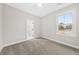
37 3 43 7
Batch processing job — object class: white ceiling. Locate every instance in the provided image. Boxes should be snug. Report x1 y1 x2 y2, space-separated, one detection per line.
5 3 71 17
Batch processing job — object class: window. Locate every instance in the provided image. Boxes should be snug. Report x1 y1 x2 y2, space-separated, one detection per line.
56 9 76 37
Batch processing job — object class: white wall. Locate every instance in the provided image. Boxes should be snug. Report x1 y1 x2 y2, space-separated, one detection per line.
41 4 79 48
0 4 3 50
3 4 40 46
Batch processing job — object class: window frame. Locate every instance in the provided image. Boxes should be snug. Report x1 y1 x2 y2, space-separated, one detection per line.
56 8 76 37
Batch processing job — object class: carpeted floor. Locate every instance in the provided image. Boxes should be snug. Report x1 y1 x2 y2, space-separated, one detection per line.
0 38 79 55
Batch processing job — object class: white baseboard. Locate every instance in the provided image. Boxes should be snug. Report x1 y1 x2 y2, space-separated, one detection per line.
1 37 37 52
3 39 27 48
0 37 44 52
0 46 3 52
42 37 79 49
0 38 28 53
0 39 27 53
1 37 79 53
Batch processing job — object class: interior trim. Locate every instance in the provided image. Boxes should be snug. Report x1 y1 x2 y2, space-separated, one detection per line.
42 37 79 49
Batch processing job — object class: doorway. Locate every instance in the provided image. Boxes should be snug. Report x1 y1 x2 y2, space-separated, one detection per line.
26 19 35 40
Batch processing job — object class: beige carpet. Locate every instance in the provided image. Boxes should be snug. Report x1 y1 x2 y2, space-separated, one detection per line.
0 38 79 55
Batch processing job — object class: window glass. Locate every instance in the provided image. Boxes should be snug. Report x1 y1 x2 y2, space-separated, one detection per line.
58 12 72 34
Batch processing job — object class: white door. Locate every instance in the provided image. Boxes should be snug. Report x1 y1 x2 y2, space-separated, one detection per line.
26 20 34 40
